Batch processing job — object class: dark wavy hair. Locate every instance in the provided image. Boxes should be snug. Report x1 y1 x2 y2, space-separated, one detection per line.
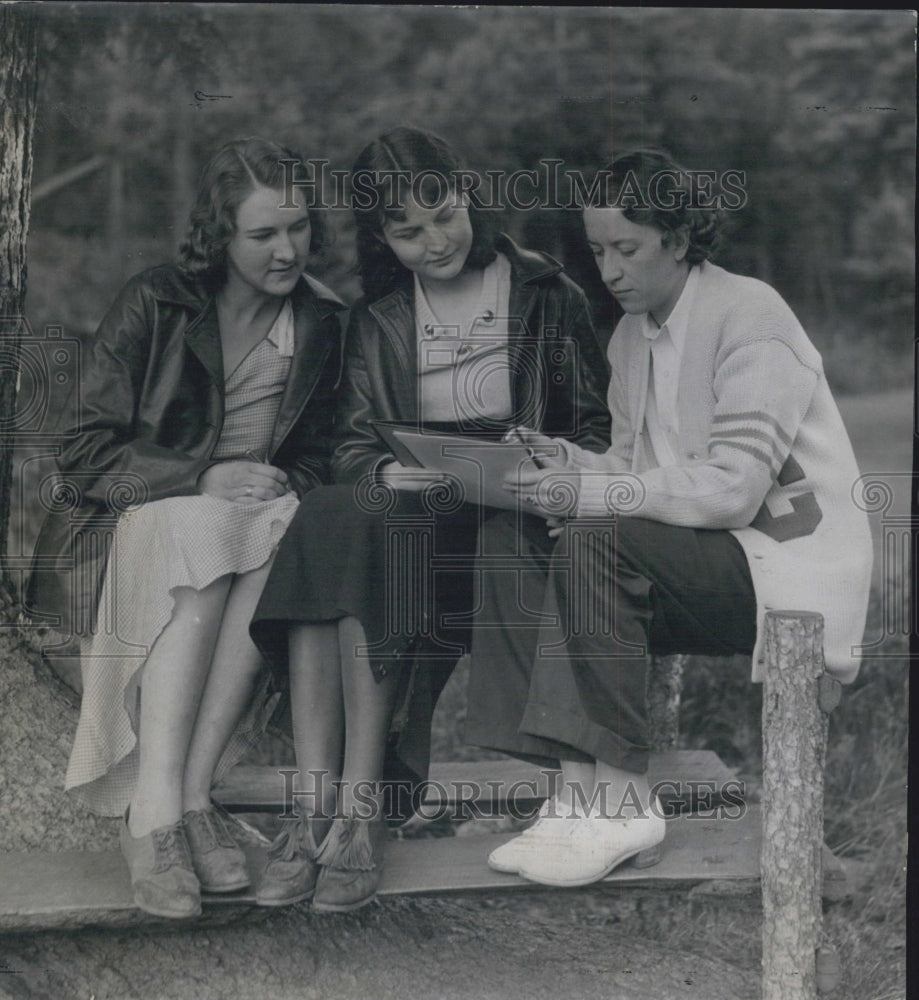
351 126 497 303
178 137 327 290
604 149 721 265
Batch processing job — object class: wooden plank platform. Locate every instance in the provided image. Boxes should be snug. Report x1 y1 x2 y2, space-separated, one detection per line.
0 807 764 933
213 750 740 814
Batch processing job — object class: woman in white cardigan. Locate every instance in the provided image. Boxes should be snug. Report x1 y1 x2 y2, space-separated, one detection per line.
464 149 872 888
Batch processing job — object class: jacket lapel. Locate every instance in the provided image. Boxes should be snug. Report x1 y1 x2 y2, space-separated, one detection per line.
183 300 224 388
269 281 341 455
369 291 419 418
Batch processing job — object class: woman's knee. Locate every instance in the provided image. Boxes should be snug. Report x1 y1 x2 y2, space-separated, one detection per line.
169 578 232 624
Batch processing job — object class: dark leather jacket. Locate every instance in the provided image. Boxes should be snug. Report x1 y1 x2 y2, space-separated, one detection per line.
25 264 345 633
332 234 610 483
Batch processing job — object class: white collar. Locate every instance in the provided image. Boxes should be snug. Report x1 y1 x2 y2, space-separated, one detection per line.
265 298 295 357
640 264 699 357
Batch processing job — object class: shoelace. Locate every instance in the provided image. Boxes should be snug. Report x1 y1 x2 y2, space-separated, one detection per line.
186 807 234 852
152 824 193 872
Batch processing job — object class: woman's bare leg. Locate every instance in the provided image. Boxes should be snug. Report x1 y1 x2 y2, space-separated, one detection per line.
182 559 277 813
129 577 232 837
285 620 346 818
337 615 399 815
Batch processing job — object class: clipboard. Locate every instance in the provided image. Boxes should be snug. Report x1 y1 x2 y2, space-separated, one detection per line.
369 421 427 468
369 421 556 509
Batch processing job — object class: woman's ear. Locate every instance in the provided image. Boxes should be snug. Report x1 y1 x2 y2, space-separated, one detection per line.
671 225 691 262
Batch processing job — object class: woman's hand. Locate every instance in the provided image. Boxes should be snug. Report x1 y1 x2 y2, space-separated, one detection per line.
502 428 579 523
504 464 581 523
503 427 567 471
198 461 291 504
546 516 567 539
378 461 449 492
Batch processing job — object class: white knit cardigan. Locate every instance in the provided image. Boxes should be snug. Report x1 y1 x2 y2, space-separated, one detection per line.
561 261 872 682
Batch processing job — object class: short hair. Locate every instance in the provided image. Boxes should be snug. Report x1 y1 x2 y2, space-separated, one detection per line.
604 149 720 265
351 126 497 303
178 137 327 289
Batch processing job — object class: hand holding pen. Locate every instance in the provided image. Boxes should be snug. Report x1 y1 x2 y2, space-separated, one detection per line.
501 427 578 530
501 427 564 470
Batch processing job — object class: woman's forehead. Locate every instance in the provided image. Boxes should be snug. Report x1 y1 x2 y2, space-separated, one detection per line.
236 184 309 226
382 190 466 227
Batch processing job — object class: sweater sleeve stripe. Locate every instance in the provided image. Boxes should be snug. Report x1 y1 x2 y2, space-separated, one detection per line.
711 410 794 449
710 438 776 470
709 428 786 470
710 425 784 453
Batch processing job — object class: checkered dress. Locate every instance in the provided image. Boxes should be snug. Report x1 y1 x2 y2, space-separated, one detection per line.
65 316 300 816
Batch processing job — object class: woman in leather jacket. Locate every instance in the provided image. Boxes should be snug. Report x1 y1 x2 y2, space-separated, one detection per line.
26 139 344 918
249 127 610 913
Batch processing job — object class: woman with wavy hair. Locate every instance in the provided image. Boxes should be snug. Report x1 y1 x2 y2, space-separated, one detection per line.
27 137 345 918
249 126 610 912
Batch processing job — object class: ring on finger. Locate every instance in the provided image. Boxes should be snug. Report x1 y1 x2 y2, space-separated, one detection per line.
246 486 253 496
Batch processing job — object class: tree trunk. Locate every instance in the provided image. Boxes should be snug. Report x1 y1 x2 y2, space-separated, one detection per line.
761 611 828 1000
646 653 685 752
0 5 39 589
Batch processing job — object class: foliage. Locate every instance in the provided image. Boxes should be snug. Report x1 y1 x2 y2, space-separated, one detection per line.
25 6 915 364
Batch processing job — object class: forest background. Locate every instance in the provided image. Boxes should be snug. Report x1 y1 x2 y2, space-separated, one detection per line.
2 6 914 1000
25 5 914 389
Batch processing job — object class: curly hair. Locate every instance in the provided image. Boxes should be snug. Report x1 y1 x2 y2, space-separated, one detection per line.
351 126 497 303
178 137 327 289
605 149 721 265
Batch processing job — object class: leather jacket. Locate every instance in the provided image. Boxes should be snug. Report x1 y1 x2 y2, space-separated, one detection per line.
332 234 610 484
25 264 345 634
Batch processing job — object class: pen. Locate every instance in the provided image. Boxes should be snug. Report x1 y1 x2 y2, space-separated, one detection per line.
503 427 546 469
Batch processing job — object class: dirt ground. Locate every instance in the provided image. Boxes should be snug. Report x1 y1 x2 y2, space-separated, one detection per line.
0 893 760 1000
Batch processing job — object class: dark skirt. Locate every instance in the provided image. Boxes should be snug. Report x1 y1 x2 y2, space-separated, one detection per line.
251 481 499 798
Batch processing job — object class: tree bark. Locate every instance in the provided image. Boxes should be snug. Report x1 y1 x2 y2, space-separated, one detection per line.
761 611 827 1000
646 653 685 752
0 5 39 588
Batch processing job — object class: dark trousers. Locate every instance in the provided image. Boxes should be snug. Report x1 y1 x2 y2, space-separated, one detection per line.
465 511 757 773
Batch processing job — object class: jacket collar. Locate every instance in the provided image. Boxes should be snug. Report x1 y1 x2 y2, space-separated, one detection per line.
494 232 562 285
165 263 345 436
365 233 564 401
367 232 561 324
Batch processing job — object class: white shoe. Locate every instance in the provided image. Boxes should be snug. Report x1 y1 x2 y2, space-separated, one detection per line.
487 798 580 875
517 798 666 887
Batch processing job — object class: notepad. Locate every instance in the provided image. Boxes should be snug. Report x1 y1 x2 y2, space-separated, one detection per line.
370 421 558 510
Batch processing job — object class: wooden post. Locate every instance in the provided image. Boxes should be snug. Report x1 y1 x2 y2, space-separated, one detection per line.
646 653 686 752
761 611 829 1000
